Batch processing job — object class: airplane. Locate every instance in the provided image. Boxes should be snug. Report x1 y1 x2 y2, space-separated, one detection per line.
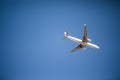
64 24 99 52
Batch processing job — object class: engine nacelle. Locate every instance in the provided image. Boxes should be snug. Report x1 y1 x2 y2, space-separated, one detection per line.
87 38 92 42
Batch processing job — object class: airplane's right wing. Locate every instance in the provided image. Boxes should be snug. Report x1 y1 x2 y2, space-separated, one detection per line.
82 24 88 42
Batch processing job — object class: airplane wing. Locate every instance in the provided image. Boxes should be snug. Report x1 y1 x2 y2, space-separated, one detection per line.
85 42 99 49
70 45 81 52
82 24 88 42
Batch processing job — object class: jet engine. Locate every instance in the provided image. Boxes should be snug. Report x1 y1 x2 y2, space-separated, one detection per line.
87 38 92 42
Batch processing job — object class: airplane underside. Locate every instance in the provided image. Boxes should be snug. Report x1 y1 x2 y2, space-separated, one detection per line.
64 24 99 52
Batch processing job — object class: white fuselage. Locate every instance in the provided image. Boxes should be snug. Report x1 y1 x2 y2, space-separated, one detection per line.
65 33 99 49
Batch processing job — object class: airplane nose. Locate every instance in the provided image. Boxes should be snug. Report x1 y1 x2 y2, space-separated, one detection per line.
96 46 100 49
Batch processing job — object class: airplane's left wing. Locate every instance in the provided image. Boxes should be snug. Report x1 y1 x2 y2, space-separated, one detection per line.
70 45 81 52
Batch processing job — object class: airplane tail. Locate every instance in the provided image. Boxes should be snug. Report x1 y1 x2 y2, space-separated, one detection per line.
64 32 69 38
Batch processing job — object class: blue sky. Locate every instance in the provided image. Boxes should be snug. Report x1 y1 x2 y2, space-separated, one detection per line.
1 0 120 80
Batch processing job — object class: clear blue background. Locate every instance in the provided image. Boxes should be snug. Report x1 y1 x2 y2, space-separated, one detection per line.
1 0 120 80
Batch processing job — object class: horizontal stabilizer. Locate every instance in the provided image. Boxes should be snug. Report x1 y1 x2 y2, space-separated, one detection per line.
64 32 68 38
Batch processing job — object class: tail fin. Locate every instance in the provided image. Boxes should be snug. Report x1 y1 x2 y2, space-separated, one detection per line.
64 32 68 38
